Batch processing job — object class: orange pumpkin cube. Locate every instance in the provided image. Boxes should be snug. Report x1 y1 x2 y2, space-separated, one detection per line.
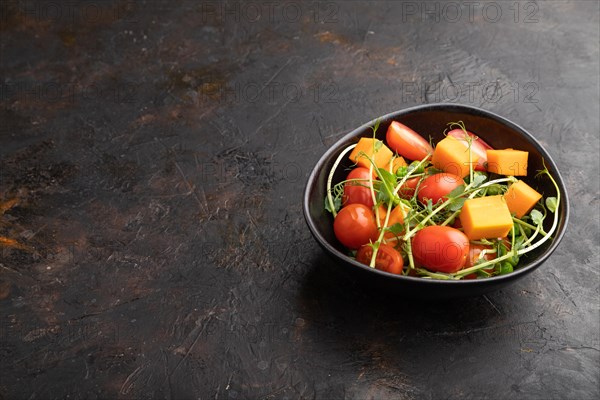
432 136 479 178
486 149 528 176
384 156 408 174
459 195 514 240
504 180 542 218
349 138 393 170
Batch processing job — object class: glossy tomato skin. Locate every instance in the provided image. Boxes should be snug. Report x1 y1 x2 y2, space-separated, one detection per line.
447 129 493 150
417 173 464 205
399 177 421 199
465 244 496 268
447 129 493 171
463 239 513 278
342 167 374 208
412 226 469 273
333 204 379 249
356 243 404 274
386 121 434 162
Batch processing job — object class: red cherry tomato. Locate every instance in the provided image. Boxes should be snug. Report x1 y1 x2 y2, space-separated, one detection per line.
463 242 507 278
333 204 379 249
398 177 421 199
356 243 404 274
342 167 375 208
446 129 493 172
417 173 465 205
386 121 434 161
411 226 469 273
465 244 497 269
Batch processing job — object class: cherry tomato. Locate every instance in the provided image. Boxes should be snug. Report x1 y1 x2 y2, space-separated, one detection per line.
356 243 404 274
418 173 464 205
462 252 494 278
333 204 379 249
411 226 469 273
398 177 421 199
465 244 497 268
447 129 493 172
342 167 375 208
463 240 512 278
386 121 434 161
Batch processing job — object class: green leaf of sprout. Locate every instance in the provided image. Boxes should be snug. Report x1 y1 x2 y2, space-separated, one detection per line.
371 119 381 136
387 223 404 234
485 184 504 196
448 197 466 212
374 139 383 152
376 190 388 204
448 184 466 199
530 209 544 226
324 195 341 214
426 199 433 214
407 160 426 175
425 167 443 175
472 173 487 187
511 237 525 263
378 168 397 190
546 197 557 213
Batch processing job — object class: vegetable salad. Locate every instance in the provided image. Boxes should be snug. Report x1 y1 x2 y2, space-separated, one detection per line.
325 120 560 280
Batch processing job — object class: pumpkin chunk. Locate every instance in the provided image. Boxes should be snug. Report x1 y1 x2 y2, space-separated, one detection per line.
349 138 393 170
486 149 528 176
384 156 408 174
432 136 479 178
504 180 542 218
459 195 514 240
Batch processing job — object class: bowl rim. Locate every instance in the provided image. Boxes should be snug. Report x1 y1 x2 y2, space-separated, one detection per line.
303 103 570 286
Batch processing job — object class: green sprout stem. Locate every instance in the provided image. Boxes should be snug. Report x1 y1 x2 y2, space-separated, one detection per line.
327 144 357 218
405 236 416 270
453 252 516 278
520 220 542 248
370 200 394 268
517 167 561 256
368 161 381 228
440 177 517 227
513 217 548 236
416 268 453 280
392 157 429 196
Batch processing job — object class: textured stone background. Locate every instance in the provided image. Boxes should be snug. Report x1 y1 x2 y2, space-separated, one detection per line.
1 1 598 399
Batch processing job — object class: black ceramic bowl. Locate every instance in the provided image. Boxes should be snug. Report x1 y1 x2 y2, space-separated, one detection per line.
303 104 569 299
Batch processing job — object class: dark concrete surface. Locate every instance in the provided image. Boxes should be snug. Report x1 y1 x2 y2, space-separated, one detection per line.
1 1 598 399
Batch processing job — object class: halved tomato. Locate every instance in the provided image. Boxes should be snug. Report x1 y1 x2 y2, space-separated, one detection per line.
386 121 434 162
